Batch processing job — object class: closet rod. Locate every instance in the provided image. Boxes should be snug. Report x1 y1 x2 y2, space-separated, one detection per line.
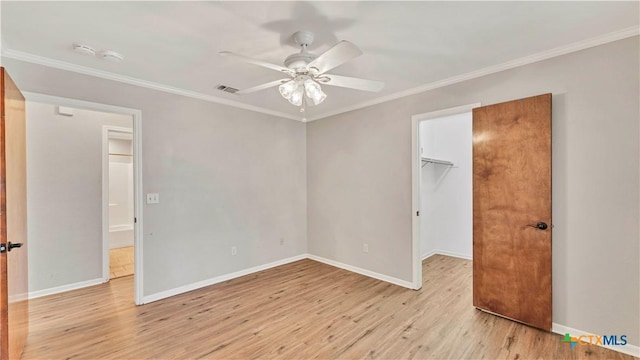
421 157 454 167
109 153 133 157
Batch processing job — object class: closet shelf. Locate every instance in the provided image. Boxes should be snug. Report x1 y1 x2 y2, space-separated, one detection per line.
421 157 454 167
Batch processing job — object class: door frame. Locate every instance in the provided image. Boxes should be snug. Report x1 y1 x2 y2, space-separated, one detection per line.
22 92 144 305
102 126 133 282
410 103 480 290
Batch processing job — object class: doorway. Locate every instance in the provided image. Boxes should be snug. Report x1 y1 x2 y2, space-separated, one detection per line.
411 96 552 330
411 103 480 289
103 127 134 280
418 111 473 260
24 92 144 304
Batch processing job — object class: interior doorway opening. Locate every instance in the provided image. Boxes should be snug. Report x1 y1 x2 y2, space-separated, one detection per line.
419 112 472 261
411 103 480 289
104 127 134 280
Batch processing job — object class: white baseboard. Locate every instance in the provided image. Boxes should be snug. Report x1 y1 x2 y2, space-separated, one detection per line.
109 228 134 249
109 224 133 232
141 254 308 304
307 254 414 289
552 322 639 357
421 250 437 260
422 249 472 260
28 278 106 300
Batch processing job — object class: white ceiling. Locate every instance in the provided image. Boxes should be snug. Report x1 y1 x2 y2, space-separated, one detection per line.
1 1 638 121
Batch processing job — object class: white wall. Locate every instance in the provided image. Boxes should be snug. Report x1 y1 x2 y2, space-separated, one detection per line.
5 57 309 298
307 37 639 346
26 102 132 291
420 112 472 260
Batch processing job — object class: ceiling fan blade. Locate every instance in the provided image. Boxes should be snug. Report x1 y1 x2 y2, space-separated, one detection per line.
236 79 290 95
308 41 363 75
319 74 384 92
220 51 293 75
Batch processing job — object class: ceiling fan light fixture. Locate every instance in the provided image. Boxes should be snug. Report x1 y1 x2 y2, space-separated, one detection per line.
278 80 298 99
288 86 304 106
304 79 327 106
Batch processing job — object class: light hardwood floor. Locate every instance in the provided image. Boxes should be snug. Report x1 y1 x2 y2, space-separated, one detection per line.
22 255 635 359
109 246 134 279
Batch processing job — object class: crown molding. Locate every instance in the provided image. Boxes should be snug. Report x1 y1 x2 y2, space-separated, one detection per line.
0 48 304 122
306 26 640 121
2 26 638 123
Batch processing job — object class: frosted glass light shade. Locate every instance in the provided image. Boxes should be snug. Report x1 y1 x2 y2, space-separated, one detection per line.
279 80 298 99
289 86 304 106
304 79 327 106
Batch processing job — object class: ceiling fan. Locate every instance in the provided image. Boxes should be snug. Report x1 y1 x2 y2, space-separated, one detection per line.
220 31 384 111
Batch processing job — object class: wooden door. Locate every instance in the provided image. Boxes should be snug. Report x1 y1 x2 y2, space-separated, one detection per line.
472 93 552 331
0 68 29 359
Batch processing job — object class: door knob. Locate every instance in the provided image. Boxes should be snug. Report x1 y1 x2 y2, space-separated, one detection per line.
527 222 548 230
7 242 23 251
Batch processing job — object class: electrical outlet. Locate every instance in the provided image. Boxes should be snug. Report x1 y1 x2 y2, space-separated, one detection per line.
363 243 369 253
231 246 237 256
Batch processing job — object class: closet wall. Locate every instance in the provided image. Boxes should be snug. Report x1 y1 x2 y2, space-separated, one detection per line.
420 112 472 259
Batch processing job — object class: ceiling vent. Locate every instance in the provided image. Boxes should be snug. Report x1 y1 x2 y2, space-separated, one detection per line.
216 85 239 94
72 43 96 56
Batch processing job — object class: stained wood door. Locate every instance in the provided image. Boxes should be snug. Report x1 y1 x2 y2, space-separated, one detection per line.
0 68 29 359
472 93 552 331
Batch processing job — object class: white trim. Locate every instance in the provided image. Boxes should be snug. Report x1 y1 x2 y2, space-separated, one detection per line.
102 125 133 284
27 252 416 304
109 224 134 232
411 114 423 290
28 278 105 300
306 27 640 121
3 49 303 122
141 254 308 304
552 323 640 358
108 132 132 141
411 103 480 290
421 250 438 261
24 92 145 305
307 254 414 289
422 250 472 261
3 27 637 123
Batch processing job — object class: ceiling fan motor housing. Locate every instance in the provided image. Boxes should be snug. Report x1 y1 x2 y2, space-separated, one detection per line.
284 30 318 72
284 53 317 72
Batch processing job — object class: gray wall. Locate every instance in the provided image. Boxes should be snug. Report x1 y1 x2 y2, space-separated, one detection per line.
4 36 638 347
307 37 639 345
4 58 308 297
26 103 132 291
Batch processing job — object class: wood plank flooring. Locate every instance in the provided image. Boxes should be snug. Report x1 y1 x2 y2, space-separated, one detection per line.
22 255 636 359
109 246 134 279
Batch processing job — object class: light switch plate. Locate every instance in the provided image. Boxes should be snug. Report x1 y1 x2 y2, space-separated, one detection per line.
146 193 159 204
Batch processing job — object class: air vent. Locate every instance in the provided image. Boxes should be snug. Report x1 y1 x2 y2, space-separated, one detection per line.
216 85 239 94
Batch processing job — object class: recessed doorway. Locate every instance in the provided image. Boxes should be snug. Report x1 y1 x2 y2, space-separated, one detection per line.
104 127 134 279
